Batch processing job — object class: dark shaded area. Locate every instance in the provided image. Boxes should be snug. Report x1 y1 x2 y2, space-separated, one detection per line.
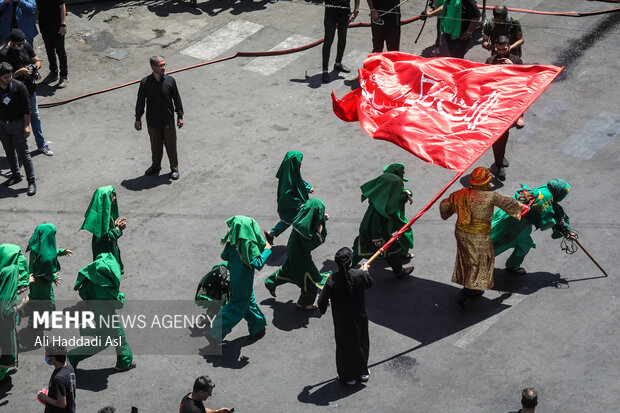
0 370 15 405
265 245 287 267
260 297 321 331
201 336 251 369
553 11 620 81
121 174 172 191
290 71 345 89
343 77 360 91
75 367 116 391
297 379 365 406
492 270 567 293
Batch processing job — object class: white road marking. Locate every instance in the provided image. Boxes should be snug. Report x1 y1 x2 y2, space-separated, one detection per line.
242 34 315 76
555 112 619 160
181 20 263 61
453 288 529 349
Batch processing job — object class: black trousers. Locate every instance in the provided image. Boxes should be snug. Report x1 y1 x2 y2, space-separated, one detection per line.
492 130 509 167
371 15 400 53
41 29 68 77
323 9 350 70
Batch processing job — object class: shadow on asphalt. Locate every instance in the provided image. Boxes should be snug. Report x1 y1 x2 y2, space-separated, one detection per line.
121 174 172 191
75 367 117 391
201 336 251 369
297 379 365 406
260 298 321 331
0 370 15 406
265 245 287 267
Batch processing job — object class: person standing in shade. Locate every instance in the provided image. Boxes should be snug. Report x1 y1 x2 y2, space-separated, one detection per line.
67 253 135 371
80 185 127 274
321 0 359 83
351 163 414 278
265 198 331 310
180 376 231 413
0 264 29 383
0 29 53 156
491 179 573 275
318 248 372 386
440 167 526 309
21 223 72 323
135 55 183 180
0 61 36 195
36 0 68 88
367 0 401 52
264 151 313 245
209 216 271 343
424 0 480 59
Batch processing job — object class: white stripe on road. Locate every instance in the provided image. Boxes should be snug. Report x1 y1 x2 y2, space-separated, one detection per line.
453 289 529 349
242 34 315 76
555 112 619 160
181 20 263 61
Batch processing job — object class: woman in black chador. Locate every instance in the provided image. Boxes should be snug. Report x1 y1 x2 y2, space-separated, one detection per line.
318 247 373 385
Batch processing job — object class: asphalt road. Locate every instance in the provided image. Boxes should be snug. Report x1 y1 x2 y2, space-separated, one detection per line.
1 0 619 412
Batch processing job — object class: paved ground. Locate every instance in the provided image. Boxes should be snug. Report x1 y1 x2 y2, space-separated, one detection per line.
1 0 619 412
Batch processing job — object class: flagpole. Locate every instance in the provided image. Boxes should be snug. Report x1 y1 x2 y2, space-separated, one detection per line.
365 169 465 265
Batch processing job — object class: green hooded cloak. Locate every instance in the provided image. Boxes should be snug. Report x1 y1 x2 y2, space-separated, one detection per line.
439 0 463 40
28 223 61 280
0 265 20 372
275 151 312 223
80 186 124 272
265 198 330 305
0 244 30 288
221 216 267 267
74 253 124 304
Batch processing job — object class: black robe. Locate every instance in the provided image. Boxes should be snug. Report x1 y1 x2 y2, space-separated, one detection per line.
318 268 373 381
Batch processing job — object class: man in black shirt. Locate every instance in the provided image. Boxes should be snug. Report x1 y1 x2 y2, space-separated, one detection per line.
35 0 68 88
0 28 53 155
37 345 76 413
180 375 230 413
484 36 524 181
135 55 184 180
321 0 359 83
367 0 401 53
425 0 481 58
0 61 35 195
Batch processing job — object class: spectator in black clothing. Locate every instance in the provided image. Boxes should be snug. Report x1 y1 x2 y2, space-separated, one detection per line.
0 61 36 195
322 0 359 84
180 375 230 413
508 387 538 413
36 0 68 88
0 28 53 156
482 5 524 57
484 35 524 181
367 0 401 52
425 0 480 58
135 55 184 180
37 345 76 413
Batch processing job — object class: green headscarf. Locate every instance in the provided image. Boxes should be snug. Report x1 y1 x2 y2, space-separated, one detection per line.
0 244 30 288
80 186 119 238
276 151 310 213
382 163 409 182
361 172 406 219
0 264 19 318
221 216 267 266
547 179 570 203
292 198 326 240
27 223 60 278
74 253 124 304
439 0 463 40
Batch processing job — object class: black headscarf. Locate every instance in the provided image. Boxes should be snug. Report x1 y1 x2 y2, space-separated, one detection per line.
335 247 354 293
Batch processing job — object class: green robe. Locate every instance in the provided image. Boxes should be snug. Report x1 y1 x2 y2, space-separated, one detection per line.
491 180 571 268
27 223 66 309
0 265 20 380
0 244 30 289
275 151 312 223
80 185 124 273
265 199 330 305
352 165 413 262
67 253 132 369
211 216 271 341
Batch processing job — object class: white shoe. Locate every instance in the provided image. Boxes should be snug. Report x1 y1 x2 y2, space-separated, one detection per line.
360 373 370 382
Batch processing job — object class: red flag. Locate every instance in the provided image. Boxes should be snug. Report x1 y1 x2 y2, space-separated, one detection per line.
332 52 563 172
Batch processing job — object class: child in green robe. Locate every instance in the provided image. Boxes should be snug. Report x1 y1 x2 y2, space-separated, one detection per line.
0 265 23 382
80 186 127 273
264 151 313 244
265 198 331 310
